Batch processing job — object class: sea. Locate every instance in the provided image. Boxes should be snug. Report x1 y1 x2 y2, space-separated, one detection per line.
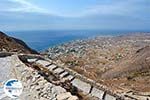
6 30 148 51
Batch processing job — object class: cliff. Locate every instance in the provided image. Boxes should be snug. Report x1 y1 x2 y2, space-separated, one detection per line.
0 31 38 54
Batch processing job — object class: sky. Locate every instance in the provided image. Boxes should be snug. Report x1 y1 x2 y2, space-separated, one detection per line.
0 0 150 31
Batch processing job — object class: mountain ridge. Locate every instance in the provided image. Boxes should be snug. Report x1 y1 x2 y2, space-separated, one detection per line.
0 31 38 54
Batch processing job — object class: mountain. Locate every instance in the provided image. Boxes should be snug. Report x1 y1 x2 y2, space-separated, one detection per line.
0 31 38 54
102 46 150 79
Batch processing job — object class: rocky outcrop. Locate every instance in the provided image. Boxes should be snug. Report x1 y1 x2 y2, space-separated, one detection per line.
0 31 38 54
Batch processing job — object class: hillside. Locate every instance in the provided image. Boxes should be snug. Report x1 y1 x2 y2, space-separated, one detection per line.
0 31 38 54
102 46 150 79
0 32 149 99
45 33 150 94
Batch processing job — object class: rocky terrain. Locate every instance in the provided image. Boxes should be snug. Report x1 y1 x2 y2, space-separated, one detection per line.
0 31 38 54
0 31 150 100
0 31 96 100
0 54 79 100
102 45 150 79
45 33 150 99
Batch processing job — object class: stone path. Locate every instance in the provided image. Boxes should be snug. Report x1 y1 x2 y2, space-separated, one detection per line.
26 55 150 100
0 55 79 100
27 58 120 100
1 52 150 100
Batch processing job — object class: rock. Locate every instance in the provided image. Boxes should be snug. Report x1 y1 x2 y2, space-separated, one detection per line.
66 75 74 81
56 92 71 100
40 97 48 100
104 94 116 100
27 58 37 63
36 60 51 66
91 87 105 99
68 96 79 100
51 86 66 95
53 68 65 74
48 65 58 71
71 78 91 94
60 71 69 78
42 83 53 92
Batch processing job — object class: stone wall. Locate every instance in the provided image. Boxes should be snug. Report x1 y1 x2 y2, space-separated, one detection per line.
0 52 149 100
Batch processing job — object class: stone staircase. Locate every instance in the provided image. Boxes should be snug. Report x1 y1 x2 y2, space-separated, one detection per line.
25 55 122 100
0 52 150 100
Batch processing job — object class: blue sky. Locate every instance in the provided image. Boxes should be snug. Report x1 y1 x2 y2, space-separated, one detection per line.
0 0 150 31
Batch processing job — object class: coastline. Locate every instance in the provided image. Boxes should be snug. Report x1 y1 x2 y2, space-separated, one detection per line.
0 31 150 100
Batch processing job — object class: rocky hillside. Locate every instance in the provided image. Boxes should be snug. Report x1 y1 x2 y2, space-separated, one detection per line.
102 46 150 79
45 33 150 94
0 31 38 54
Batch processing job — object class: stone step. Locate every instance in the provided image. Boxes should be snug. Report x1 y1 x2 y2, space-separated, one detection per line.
36 60 51 66
48 65 58 71
90 87 105 100
27 58 37 63
53 68 65 74
71 78 91 94
104 94 116 100
60 71 69 78
65 75 74 81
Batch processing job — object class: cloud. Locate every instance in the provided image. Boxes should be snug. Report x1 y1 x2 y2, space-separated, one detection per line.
1 0 149 19
60 0 150 19
1 0 49 14
0 0 149 31
0 0 73 17
72 0 150 19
